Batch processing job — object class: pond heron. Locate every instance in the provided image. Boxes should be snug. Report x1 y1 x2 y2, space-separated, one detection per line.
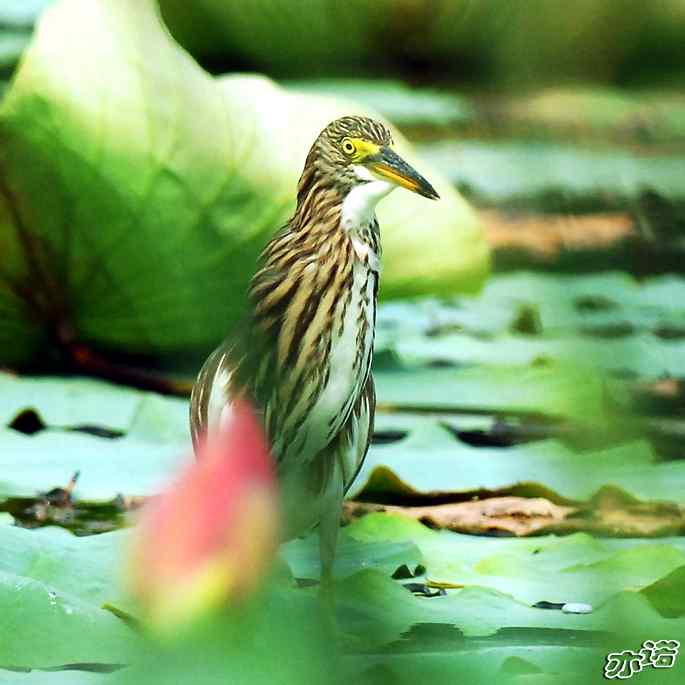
190 115 438 604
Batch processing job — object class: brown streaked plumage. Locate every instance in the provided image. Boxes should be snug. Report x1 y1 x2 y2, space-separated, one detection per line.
190 115 438 588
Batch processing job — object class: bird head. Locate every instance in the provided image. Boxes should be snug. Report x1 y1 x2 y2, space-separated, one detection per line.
297 116 439 209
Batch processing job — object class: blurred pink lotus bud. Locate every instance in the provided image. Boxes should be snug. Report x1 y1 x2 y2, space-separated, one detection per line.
128 399 278 628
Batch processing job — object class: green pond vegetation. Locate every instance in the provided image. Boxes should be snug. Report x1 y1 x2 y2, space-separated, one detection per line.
1 1 685 684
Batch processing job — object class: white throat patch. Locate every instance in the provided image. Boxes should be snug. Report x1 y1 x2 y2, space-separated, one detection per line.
340 165 395 232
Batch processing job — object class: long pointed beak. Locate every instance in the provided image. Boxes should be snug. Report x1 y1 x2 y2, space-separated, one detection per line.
367 146 440 200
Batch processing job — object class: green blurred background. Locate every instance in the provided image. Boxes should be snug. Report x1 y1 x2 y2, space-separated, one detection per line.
1 1 685 684
159 0 685 87
1 0 685 370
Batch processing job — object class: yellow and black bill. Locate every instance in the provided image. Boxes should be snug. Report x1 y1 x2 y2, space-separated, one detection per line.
366 146 440 200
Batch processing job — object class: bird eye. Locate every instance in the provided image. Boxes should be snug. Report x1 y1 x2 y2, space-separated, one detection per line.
342 139 356 155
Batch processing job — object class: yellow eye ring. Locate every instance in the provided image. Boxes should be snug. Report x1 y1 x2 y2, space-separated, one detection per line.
342 139 356 155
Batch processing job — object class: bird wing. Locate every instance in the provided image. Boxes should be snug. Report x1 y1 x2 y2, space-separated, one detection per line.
337 373 376 495
189 339 236 452
190 338 376 491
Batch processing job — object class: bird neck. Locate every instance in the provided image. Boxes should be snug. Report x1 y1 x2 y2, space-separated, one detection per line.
340 177 394 234
245 181 381 362
295 160 393 238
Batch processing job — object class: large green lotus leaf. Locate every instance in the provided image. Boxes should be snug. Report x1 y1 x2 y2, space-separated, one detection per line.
0 526 134 669
376 272 685 343
373 410 492 438
0 428 188 499
338 570 591 638
0 572 132 666
641 565 685 618
0 522 413 605
335 572 685 685
0 372 190 441
0 374 677 507
0 0 487 367
335 570 679 676
347 515 685 609
348 649 601 685
373 364 607 420
375 271 685 420
351 422 685 503
376 297 516 342
0 374 191 500
335 571 605 654
0 525 411 672
393 332 685 379
0 674 117 684
347 592 685 685
0 525 125 606
482 272 685 319
107 570 671 683
2 516 684 679
0 529 328 682
0 528 320 681
109 607 334 685
282 528 422 581
0 373 140 429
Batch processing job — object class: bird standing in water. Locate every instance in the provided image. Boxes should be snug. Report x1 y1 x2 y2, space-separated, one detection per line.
190 116 438 595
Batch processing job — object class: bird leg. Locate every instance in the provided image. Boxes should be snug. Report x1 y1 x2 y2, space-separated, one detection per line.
317 477 344 635
318 492 365 653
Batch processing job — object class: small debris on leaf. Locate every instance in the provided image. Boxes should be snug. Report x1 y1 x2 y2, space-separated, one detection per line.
562 602 593 614
510 304 542 335
533 601 565 610
403 583 446 598
42 471 80 506
532 600 593 614
9 409 45 435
